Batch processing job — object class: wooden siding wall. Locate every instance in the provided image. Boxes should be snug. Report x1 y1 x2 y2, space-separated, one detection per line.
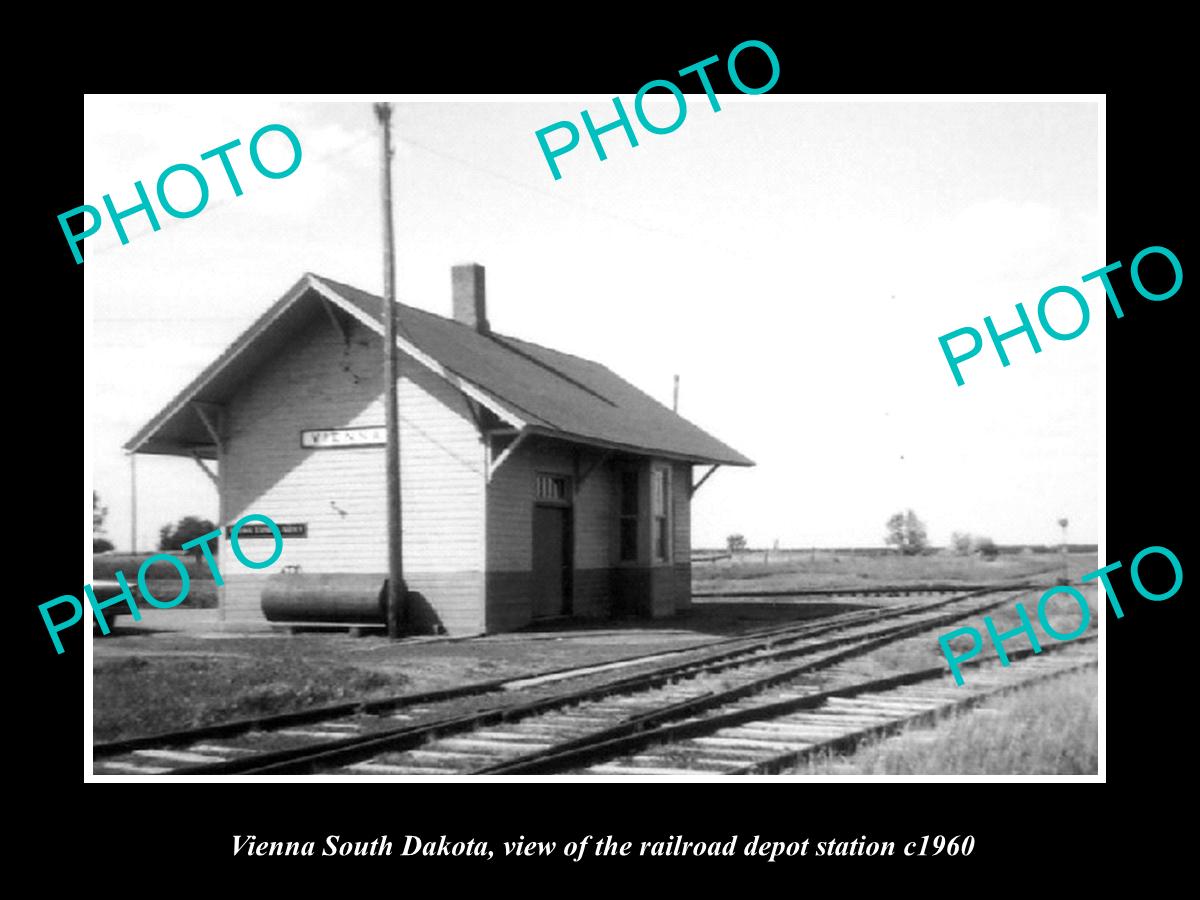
487 443 693 627
221 314 486 634
486 438 615 629
573 447 615 616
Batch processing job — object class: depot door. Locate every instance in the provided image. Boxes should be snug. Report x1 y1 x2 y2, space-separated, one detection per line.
532 504 571 618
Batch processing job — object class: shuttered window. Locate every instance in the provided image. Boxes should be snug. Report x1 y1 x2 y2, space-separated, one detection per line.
652 466 671 562
619 470 639 561
535 473 569 504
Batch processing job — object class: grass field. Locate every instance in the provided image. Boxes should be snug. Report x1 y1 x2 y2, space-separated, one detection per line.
795 667 1098 775
692 550 1091 594
807 581 1098 689
93 552 219 609
94 647 408 741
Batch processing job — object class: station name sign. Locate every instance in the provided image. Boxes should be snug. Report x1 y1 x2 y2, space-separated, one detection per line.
226 522 307 539
301 427 386 449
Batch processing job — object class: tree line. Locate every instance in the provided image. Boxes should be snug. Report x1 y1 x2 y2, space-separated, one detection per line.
723 510 1000 558
93 492 216 554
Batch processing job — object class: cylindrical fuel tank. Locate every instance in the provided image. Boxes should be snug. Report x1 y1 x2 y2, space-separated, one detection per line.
261 573 387 624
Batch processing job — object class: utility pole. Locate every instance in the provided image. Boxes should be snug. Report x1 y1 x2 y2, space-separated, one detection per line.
129 453 137 553
673 374 679 412
1058 517 1069 584
375 102 404 638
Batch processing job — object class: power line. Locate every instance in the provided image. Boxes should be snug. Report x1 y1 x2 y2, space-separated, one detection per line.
93 317 257 322
396 134 762 265
397 136 688 240
82 131 376 260
84 123 750 264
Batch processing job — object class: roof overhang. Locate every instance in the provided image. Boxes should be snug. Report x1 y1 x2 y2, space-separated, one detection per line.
125 275 527 458
125 274 754 470
125 275 316 457
523 425 755 467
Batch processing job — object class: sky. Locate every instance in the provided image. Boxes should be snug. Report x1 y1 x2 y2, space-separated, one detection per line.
84 96 1101 551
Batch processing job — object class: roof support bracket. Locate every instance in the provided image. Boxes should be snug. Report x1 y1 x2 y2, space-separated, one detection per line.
574 449 612 496
190 450 219 487
319 295 349 343
459 390 485 436
191 402 225 452
690 464 720 497
307 276 527 433
488 431 528 483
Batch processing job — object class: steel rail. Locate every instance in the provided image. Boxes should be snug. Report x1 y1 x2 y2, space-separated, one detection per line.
480 635 1097 775
97 581 1033 760
728 658 1097 775
225 588 1030 775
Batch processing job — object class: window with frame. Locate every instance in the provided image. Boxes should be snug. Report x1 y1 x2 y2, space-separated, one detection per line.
651 466 671 562
619 470 639 562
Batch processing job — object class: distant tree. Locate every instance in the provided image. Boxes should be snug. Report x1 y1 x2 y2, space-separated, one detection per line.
93 492 114 553
975 536 999 560
726 534 747 553
159 516 218 553
885 509 929 556
950 531 973 556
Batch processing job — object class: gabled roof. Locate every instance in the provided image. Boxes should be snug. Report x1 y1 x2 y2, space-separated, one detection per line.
126 273 754 467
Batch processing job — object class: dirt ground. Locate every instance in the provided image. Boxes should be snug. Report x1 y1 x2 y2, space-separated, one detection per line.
92 597 868 741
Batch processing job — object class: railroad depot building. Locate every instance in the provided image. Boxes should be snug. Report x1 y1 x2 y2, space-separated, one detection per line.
126 266 753 634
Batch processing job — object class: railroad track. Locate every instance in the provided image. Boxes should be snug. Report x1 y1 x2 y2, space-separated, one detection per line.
313 617 1094 777
488 637 1097 775
693 583 1009 599
93 583 1059 776
93 583 1016 769
692 565 1064 599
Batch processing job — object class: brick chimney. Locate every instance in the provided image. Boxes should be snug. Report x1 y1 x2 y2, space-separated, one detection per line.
451 263 488 334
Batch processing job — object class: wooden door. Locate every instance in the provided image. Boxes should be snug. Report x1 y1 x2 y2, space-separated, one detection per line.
532 505 569 617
